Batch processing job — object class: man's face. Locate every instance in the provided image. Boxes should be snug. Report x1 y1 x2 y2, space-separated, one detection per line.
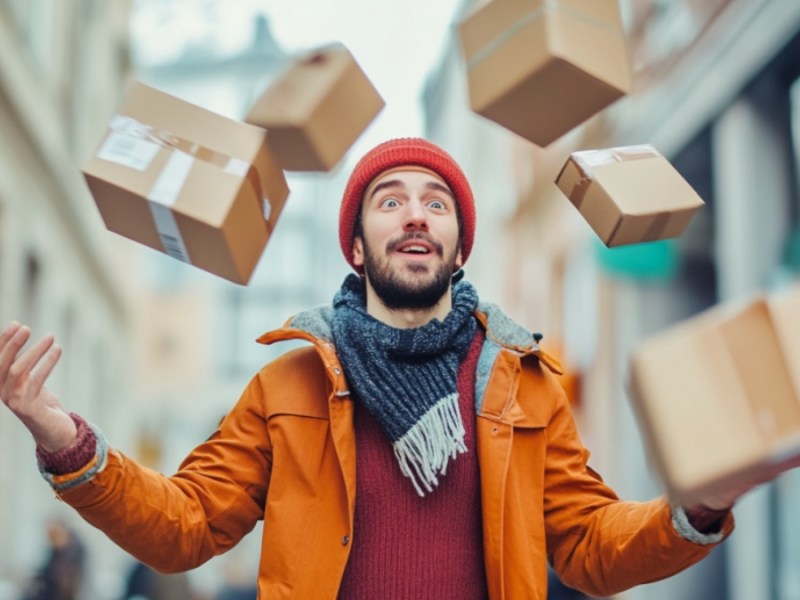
352 168 462 310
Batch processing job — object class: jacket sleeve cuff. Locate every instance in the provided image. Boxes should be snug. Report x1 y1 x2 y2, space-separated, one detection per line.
671 504 726 545
36 413 108 492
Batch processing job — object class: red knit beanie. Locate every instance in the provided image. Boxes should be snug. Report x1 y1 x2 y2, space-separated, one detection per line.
339 137 476 271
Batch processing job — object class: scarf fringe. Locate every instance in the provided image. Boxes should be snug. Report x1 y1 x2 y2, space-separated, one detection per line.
392 393 467 497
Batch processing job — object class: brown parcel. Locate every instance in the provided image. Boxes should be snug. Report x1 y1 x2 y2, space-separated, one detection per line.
82 80 289 285
629 285 800 506
245 43 384 172
458 0 631 147
554 144 705 247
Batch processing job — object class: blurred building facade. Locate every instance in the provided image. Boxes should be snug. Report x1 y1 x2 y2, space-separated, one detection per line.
0 0 140 597
424 0 800 599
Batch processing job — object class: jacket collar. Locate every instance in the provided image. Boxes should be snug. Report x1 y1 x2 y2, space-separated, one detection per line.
256 301 563 424
258 301 559 369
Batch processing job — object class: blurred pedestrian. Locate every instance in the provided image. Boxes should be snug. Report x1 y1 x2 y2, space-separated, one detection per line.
20 518 85 600
120 560 192 600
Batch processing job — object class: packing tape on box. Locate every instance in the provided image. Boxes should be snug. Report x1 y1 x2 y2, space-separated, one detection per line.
641 211 672 241
149 151 194 262
99 115 273 261
467 0 620 70
604 210 672 246
567 144 659 209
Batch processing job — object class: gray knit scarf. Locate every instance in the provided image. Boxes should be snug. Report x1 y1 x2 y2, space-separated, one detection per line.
331 273 479 496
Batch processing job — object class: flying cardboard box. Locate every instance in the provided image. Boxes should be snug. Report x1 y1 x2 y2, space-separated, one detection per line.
458 0 631 147
554 144 705 247
82 80 290 285
628 284 800 506
245 43 384 172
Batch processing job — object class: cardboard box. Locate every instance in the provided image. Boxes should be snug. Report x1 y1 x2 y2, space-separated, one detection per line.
82 80 290 285
554 144 705 247
629 285 800 505
245 43 384 172
458 0 631 147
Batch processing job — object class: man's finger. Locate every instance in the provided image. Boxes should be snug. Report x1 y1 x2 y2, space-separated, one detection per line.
0 326 31 379
29 345 62 397
0 322 21 348
8 334 54 383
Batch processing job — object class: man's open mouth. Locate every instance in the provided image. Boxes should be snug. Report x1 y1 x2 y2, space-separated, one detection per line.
398 244 432 255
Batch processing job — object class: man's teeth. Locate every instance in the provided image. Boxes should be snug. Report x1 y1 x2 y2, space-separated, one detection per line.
402 245 429 254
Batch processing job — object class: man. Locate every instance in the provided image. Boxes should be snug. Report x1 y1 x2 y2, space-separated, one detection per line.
0 138 758 598
21 518 86 600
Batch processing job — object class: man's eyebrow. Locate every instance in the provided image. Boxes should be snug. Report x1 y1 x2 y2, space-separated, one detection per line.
368 179 404 201
367 179 454 201
425 181 453 198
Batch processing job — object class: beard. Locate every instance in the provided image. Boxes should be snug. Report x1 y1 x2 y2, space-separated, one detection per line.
362 232 460 310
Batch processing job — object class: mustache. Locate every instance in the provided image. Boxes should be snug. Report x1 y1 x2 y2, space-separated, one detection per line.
386 232 444 257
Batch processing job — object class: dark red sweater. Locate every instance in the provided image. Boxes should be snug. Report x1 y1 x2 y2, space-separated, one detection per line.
337 330 488 599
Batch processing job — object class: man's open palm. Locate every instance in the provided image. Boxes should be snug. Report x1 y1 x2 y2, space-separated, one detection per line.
0 322 76 452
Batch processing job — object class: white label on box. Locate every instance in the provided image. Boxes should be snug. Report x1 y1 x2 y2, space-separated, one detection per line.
147 151 194 263
97 131 160 171
574 145 658 169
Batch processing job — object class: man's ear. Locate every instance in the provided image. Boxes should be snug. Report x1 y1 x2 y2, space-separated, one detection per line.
454 248 463 270
353 237 365 267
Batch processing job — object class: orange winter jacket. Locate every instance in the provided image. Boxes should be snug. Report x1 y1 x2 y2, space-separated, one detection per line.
53 304 732 599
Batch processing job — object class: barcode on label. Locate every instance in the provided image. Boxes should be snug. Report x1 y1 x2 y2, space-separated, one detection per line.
160 233 190 263
149 202 191 264
97 131 160 171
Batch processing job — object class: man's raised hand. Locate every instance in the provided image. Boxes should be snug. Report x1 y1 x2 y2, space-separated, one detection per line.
0 322 76 452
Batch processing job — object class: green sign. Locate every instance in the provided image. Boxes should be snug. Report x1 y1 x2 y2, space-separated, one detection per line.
594 238 679 282
782 226 800 273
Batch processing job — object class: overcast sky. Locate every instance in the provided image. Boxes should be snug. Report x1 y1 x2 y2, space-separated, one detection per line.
130 0 464 143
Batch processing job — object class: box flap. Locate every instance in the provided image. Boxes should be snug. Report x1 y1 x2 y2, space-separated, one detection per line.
768 283 800 398
119 80 266 162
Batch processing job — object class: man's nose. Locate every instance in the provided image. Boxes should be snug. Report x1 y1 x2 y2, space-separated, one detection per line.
403 198 428 230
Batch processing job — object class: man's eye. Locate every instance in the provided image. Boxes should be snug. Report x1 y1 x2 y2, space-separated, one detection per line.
428 200 445 210
380 197 399 208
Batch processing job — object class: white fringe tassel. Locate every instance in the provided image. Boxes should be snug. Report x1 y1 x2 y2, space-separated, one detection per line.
392 393 467 497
